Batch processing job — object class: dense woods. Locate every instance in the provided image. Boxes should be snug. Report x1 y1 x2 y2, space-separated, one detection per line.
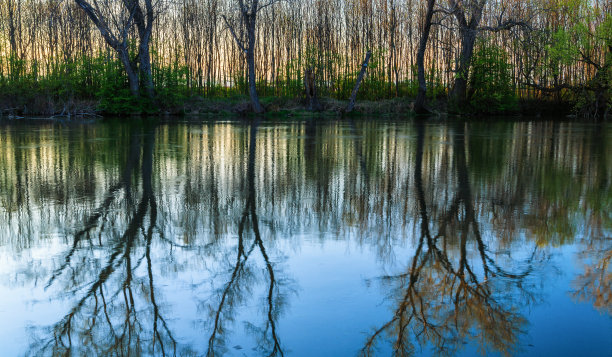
0 0 609 116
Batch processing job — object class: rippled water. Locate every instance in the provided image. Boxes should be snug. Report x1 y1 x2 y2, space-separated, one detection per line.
0 118 610 356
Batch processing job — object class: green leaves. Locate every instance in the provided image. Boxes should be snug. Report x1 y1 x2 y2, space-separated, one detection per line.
468 40 517 113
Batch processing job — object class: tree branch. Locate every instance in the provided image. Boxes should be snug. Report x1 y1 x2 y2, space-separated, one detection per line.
479 19 531 33
221 14 247 53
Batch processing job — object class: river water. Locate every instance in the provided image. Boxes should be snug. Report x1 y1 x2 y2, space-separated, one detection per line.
0 118 610 356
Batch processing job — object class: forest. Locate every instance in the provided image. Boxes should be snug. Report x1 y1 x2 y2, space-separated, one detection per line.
0 0 609 117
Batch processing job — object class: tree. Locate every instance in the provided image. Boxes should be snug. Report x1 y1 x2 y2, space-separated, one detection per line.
524 0 611 118
446 0 529 110
360 122 540 356
446 0 487 110
74 0 156 99
222 0 283 113
414 0 436 114
35 129 179 355
207 119 285 356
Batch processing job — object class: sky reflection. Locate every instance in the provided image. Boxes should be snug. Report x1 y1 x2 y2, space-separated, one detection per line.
0 119 610 356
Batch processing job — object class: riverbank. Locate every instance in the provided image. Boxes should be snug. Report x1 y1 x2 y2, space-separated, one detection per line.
0 94 584 121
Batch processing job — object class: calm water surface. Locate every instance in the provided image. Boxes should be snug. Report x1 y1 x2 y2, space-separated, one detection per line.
0 119 610 356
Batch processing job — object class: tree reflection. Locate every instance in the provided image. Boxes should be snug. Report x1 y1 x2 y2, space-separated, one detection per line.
361 122 541 357
31 127 178 356
0 119 607 355
571 125 611 314
572 235 612 314
206 119 286 357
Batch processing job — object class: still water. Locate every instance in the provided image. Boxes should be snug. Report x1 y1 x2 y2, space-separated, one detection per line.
0 118 610 356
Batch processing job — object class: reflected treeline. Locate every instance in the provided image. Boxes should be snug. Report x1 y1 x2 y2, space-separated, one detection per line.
0 120 609 355
206 120 288 356
360 122 542 356
27 127 180 355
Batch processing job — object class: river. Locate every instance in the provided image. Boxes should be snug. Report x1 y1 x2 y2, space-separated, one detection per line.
0 118 610 356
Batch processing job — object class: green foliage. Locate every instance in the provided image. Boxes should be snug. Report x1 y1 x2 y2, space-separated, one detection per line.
154 61 190 110
539 1 611 117
96 58 141 115
468 41 517 113
468 123 512 181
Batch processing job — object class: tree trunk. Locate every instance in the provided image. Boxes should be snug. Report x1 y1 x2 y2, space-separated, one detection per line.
246 13 264 114
139 35 155 99
591 45 611 119
448 0 486 111
130 0 155 100
304 67 321 111
345 50 372 113
449 27 478 110
247 47 264 113
414 0 436 114
118 48 140 97
75 0 145 99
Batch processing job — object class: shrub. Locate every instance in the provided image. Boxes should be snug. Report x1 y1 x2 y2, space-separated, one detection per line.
469 41 518 113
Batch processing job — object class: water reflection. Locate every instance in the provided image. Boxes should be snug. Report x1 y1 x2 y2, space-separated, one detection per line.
361 122 541 356
30 127 178 355
0 119 609 356
207 120 287 356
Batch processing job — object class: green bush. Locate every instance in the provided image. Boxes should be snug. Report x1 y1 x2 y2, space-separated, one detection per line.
469 41 518 113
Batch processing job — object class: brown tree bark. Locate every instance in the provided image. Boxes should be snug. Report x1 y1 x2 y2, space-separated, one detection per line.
414 0 436 114
124 0 155 99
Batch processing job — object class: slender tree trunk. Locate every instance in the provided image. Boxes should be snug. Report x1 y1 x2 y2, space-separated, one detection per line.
243 9 264 113
346 50 372 113
7 0 19 80
414 0 436 114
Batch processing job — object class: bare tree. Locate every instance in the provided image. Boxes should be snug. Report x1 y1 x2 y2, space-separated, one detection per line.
414 0 436 114
446 0 487 109
74 0 157 98
222 0 284 113
207 119 285 356
446 0 531 110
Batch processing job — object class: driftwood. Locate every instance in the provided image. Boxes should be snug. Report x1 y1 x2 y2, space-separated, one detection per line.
304 67 322 111
345 50 372 113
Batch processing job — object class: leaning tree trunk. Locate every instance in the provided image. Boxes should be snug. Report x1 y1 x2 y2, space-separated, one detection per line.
75 0 143 98
345 51 372 113
414 0 436 114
